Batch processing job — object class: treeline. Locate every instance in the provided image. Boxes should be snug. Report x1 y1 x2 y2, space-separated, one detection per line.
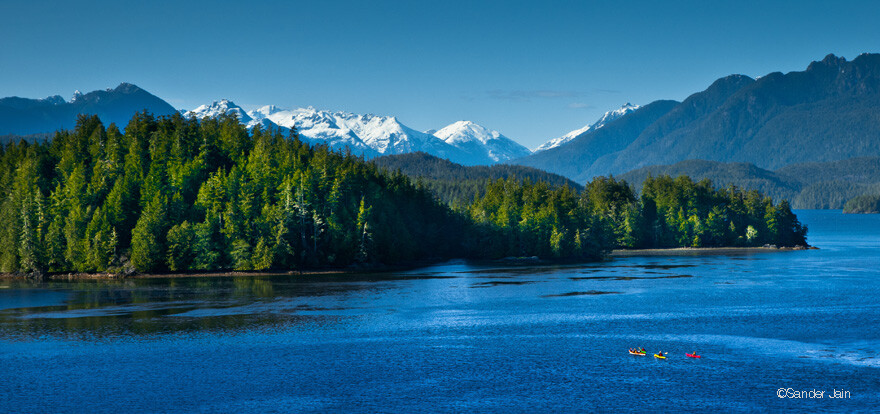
0 133 52 146
372 152 581 208
0 113 466 275
619 158 880 210
843 194 880 214
465 175 807 256
582 176 808 248
0 113 808 276
466 179 606 260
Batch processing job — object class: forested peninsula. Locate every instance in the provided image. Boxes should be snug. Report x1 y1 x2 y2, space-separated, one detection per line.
0 113 808 277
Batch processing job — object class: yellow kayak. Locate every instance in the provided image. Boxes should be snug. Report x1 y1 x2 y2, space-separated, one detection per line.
654 354 666 359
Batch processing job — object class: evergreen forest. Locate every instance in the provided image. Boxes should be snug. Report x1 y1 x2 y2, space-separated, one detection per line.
843 194 880 214
0 113 808 276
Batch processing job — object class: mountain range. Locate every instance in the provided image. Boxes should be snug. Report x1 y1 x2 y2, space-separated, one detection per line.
513 53 880 183
0 83 178 135
0 82 634 166
185 100 533 165
4 52 880 205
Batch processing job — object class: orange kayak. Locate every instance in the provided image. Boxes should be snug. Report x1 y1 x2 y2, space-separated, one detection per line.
628 350 646 355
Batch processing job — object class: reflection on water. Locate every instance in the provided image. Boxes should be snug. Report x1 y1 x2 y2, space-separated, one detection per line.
0 261 712 340
0 274 414 340
0 210 878 412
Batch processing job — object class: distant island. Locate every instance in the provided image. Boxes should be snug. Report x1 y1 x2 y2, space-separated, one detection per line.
843 195 880 214
0 113 807 278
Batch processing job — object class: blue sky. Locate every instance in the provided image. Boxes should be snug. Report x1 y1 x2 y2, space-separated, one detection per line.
2 0 879 148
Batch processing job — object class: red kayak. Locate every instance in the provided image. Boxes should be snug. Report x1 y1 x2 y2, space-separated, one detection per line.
686 353 702 358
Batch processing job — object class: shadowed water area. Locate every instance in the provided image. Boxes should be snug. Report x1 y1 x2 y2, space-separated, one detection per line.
1 210 878 412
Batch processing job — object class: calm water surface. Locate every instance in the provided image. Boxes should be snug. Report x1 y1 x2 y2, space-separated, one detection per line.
1 210 878 412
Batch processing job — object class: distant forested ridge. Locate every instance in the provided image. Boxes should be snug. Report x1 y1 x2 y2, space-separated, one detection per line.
618 158 880 209
373 152 581 207
843 195 880 214
0 113 807 276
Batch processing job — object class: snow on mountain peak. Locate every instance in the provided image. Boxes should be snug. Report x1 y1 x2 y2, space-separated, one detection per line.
433 120 531 162
534 103 640 152
187 100 530 165
254 104 281 116
592 102 639 129
187 99 253 123
435 120 501 145
246 105 450 157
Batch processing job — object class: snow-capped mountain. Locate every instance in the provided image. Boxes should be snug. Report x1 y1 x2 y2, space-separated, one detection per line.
188 99 251 121
186 99 280 131
432 121 531 163
250 106 479 161
186 101 524 165
250 105 373 155
534 103 640 152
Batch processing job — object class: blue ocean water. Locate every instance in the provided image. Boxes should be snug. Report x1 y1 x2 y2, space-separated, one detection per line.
0 210 878 412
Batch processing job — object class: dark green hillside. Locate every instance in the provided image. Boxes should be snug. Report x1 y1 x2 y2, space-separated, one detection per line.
618 157 880 209
619 160 801 202
843 194 880 213
776 157 880 183
373 152 581 207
